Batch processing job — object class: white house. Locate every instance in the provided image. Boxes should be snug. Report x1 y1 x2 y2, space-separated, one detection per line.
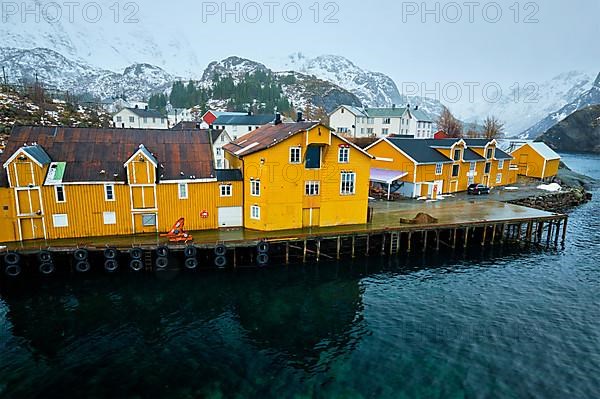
209 129 234 169
329 104 434 139
113 107 168 129
211 113 276 140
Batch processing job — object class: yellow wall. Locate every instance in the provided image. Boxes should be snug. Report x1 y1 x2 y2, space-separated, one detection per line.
231 127 372 231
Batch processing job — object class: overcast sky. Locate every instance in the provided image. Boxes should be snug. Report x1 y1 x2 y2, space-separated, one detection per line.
163 0 599 85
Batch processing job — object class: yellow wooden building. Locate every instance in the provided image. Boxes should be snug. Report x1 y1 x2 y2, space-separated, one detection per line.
366 138 517 198
510 142 561 180
0 127 243 243
223 121 374 231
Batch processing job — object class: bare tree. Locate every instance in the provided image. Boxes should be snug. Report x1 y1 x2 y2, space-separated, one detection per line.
482 116 505 139
436 106 463 138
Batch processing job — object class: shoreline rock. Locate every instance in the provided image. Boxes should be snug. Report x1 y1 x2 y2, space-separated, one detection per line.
508 186 592 213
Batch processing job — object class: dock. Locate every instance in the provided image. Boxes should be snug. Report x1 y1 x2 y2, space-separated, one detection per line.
0 200 568 279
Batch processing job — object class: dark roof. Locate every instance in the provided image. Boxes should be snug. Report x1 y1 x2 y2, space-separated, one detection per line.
213 114 276 126
426 138 461 148
386 138 452 164
123 107 164 119
463 148 486 161
170 121 201 130
216 169 243 182
1 127 215 185
494 148 513 160
223 122 322 157
22 145 52 165
463 139 492 148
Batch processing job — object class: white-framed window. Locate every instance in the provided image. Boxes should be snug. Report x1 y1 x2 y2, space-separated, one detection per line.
435 163 443 175
485 162 492 174
250 205 260 220
340 172 356 195
178 183 188 199
452 164 460 177
289 147 301 164
468 176 474 185
360 128 365 135
55 185 66 203
129 116 135 123
104 184 115 201
367 128 374 135
251 179 260 196
382 128 389 135
116 116 122 122
305 181 320 196
496 173 503 184
221 135 225 142
470 162 476 172
103 211 117 225
486 148 495 159
367 118 374 124
498 160 505 169
143 117 148 124
220 184 232 197
52 214 68 228
216 148 222 155
453 149 462 161
142 214 156 227
216 159 223 168
383 118 391 124
338 147 350 163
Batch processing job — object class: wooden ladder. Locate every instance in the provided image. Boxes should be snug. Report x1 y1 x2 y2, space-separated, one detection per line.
389 232 400 255
144 250 153 271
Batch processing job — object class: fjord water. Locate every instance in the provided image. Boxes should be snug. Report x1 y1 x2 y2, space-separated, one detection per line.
1 155 599 398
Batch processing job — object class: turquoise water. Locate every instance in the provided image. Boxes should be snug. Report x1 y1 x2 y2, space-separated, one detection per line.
0 154 599 398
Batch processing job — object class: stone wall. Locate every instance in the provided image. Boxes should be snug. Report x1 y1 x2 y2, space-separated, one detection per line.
509 187 592 213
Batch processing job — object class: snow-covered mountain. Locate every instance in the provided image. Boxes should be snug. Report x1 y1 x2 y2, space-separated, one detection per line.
0 0 201 77
454 71 596 137
519 72 600 139
0 47 176 100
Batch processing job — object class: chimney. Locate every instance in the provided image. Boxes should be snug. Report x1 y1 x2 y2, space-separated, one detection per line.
296 111 303 122
406 104 410 109
415 105 419 110
145 105 148 110
135 104 139 109
392 104 396 109
274 113 282 125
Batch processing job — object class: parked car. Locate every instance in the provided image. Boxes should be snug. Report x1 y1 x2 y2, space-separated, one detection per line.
468 184 491 195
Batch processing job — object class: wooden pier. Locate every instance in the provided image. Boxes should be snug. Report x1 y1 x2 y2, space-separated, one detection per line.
0 200 568 279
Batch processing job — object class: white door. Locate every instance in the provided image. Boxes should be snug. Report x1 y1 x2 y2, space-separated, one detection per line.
218 207 243 228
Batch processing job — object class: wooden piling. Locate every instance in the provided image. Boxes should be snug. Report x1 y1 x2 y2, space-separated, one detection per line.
452 228 457 249
366 235 370 256
554 220 561 248
491 224 497 245
561 217 568 246
423 230 428 253
336 236 341 260
407 232 412 253
285 242 290 265
436 231 440 252
316 240 321 262
351 235 356 258
303 239 307 263
464 227 469 249
481 225 487 247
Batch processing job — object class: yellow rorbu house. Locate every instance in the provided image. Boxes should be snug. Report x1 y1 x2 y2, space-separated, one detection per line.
0 127 243 243
223 119 374 231
366 137 517 198
510 142 561 181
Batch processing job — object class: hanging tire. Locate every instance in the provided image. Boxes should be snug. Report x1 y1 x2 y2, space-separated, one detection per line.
257 253 269 267
39 262 55 276
74 249 88 261
4 264 21 278
214 244 227 256
214 255 227 269
104 260 119 273
38 250 53 263
130 247 143 260
155 256 169 269
130 259 143 272
184 245 197 258
156 246 169 258
257 241 269 254
104 248 118 260
75 261 91 273
4 252 20 265
184 258 198 270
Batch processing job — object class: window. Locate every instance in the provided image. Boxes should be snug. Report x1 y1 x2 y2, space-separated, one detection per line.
251 179 260 196
367 118 374 124
435 163 443 175
178 183 188 199
305 181 320 196
485 162 492 174
453 149 462 161
498 160 505 169
153 118 156 123
248 126 252 132
486 148 494 159
105 184 115 201
220 184 232 197
142 214 156 227
367 128 374 135
383 118 391 124
470 162 476 172
216 159 223 168
143 117 148 124
452 164 460 177
305 146 321 169
251 205 260 220
55 185 65 203
129 116 135 123
468 176 474 185
496 173 503 184
116 116 122 122
52 214 68 228
360 128 365 135
338 147 350 163
382 128 389 135
289 147 301 164
221 135 225 142
340 172 356 195
103 212 117 225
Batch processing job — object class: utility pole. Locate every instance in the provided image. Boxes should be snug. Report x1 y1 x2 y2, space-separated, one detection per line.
1 66 6 92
